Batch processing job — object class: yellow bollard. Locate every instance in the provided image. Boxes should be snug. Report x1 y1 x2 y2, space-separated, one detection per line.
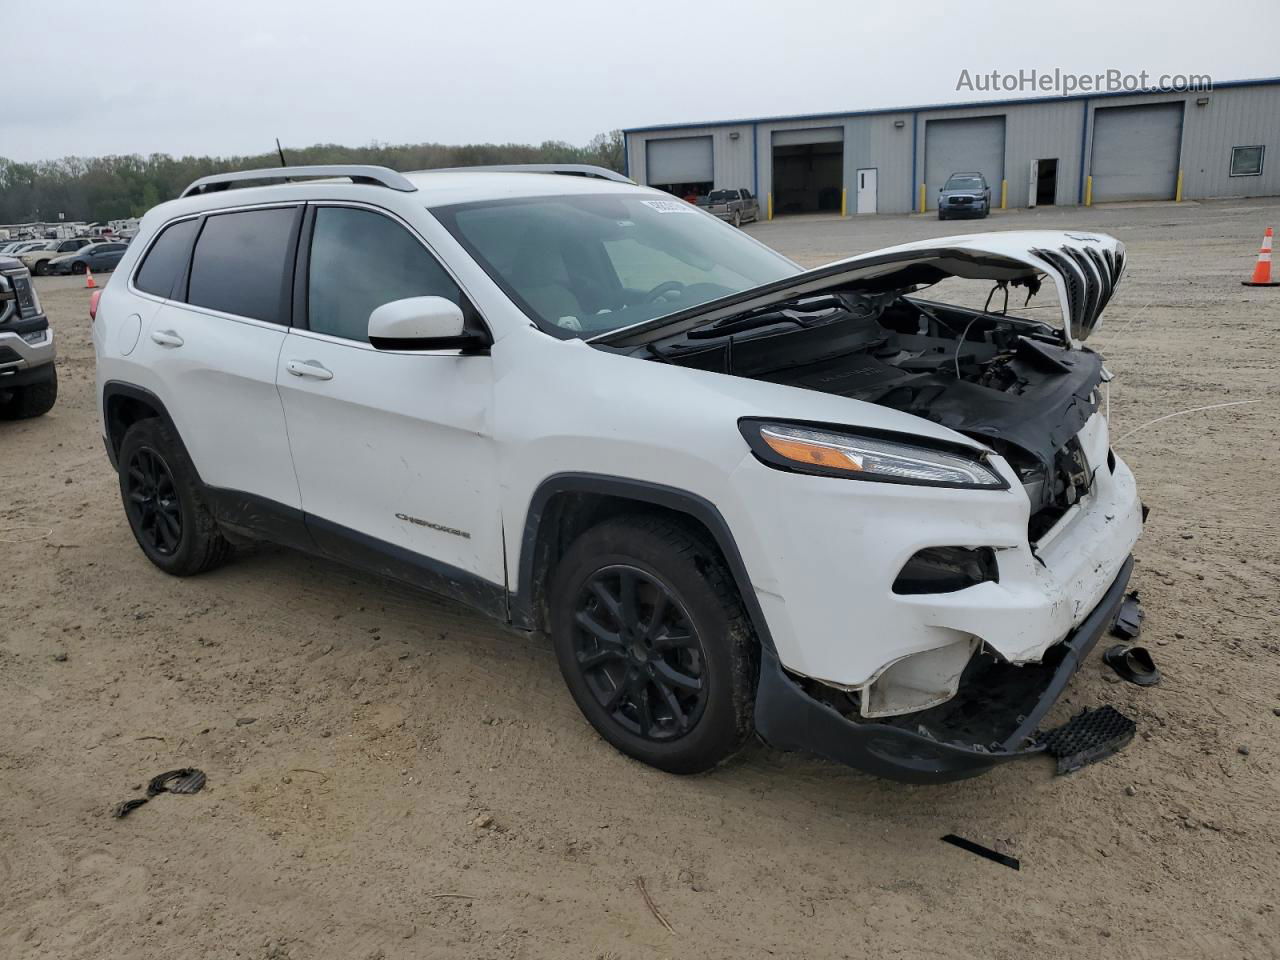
1085 175 1093 207
918 183 926 213
767 193 773 220
841 187 847 217
1000 179 1007 210
1175 169 1184 202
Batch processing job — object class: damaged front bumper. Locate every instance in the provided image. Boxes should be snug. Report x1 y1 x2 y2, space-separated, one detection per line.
754 555 1137 783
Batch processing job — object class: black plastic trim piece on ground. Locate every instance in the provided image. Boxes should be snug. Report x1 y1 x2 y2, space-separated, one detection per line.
1039 705 1136 774
941 834 1020 870
753 556 1136 783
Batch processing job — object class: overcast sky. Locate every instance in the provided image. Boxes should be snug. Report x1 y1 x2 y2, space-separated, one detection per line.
3 0 1277 163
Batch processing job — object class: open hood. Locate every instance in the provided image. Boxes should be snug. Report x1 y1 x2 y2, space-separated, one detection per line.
592 230 1126 349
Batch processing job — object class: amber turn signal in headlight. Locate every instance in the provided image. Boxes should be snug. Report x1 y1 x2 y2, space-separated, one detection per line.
741 421 1007 489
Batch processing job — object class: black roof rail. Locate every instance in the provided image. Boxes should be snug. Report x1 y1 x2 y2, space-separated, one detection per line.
418 163 633 183
180 165 417 198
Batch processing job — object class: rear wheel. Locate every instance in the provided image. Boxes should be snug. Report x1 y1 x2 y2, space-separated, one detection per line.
0 366 57 419
549 516 757 774
71 261 86 275
731 210 742 228
117 418 231 576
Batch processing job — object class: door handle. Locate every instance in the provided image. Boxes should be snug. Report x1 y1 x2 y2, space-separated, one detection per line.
150 329 184 347
286 359 334 381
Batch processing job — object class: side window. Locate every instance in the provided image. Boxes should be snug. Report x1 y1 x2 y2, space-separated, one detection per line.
134 218 200 299
743 189 753 200
187 207 298 323
306 206 461 343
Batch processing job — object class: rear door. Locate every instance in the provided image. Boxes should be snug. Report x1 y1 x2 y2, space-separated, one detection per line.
275 203 505 610
133 205 304 516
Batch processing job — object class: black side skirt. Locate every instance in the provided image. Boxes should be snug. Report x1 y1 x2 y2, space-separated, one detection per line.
204 487 508 623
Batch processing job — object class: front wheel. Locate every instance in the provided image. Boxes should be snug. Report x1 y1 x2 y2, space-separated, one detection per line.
33 260 50 276
71 261 86 275
0 366 57 419
549 516 757 774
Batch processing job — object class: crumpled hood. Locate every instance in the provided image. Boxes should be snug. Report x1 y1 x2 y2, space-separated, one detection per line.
594 230 1126 349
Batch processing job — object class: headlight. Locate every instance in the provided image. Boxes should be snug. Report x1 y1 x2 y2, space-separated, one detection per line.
739 420 1007 489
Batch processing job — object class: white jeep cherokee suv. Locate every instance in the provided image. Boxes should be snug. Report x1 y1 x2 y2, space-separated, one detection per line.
93 165 1145 782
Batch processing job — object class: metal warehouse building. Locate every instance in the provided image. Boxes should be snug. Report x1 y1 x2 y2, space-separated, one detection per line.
623 77 1280 218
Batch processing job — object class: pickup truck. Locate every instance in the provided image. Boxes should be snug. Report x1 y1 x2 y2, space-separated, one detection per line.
706 188 759 227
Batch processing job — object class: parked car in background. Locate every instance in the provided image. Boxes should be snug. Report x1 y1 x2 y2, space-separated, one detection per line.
20 237 97 275
49 241 129 275
938 172 992 220
0 241 44 256
706 188 759 227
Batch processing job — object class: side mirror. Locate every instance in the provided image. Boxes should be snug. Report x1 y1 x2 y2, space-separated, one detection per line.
367 296 490 352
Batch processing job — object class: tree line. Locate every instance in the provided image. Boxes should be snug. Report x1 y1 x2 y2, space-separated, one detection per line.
0 131 625 226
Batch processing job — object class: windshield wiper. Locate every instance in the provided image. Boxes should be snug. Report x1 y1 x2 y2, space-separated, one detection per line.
685 294 850 340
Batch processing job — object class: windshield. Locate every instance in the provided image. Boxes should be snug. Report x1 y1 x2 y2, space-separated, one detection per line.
944 176 984 190
435 193 797 338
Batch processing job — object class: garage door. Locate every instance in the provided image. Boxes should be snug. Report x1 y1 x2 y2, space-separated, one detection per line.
1090 102 1183 202
645 136 713 186
925 116 1005 209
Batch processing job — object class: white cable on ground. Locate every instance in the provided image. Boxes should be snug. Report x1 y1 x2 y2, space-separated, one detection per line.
1114 399 1267 444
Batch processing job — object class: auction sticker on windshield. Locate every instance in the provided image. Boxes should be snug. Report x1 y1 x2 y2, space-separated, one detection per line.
641 199 698 214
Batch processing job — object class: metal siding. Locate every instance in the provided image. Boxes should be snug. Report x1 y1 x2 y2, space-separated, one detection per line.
924 116 1005 209
1180 86 1280 199
1091 102 1184 201
626 81 1280 210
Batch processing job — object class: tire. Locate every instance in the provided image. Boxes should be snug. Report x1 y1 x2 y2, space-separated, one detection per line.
549 515 757 774
71 261 86 275
117 417 231 576
731 210 742 228
33 260 50 276
0 365 57 419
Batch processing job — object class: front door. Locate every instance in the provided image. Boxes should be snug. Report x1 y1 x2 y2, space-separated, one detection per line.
275 204 505 610
856 168 877 214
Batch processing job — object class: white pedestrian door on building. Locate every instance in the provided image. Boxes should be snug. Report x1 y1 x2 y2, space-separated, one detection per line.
856 168 877 214
1027 160 1039 208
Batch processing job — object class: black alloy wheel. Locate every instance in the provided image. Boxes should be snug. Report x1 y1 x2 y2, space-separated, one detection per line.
124 447 183 556
571 564 708 741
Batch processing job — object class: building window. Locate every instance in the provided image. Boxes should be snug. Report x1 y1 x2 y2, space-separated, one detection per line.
1230 145 1264 177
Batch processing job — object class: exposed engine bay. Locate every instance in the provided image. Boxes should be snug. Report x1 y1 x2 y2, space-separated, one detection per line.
595 231 1128 539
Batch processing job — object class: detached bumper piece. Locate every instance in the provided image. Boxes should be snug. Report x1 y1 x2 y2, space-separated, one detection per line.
754 556 1139 783
1038 705 1135 775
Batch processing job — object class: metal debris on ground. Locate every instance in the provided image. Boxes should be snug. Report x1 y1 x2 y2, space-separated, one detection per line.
940 834 1020 871
111 768 207 819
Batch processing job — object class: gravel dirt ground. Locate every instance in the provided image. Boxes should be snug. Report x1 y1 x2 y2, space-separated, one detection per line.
2 198 1279 960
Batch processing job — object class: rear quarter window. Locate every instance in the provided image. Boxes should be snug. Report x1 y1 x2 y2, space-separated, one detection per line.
186 207 298 323
134 218 200 299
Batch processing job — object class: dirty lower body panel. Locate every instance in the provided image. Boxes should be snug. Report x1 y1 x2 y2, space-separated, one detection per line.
754 556 1138 783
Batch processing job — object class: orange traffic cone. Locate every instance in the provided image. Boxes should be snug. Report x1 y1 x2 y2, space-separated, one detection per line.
84 267 97 290
1242 227 1279 286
